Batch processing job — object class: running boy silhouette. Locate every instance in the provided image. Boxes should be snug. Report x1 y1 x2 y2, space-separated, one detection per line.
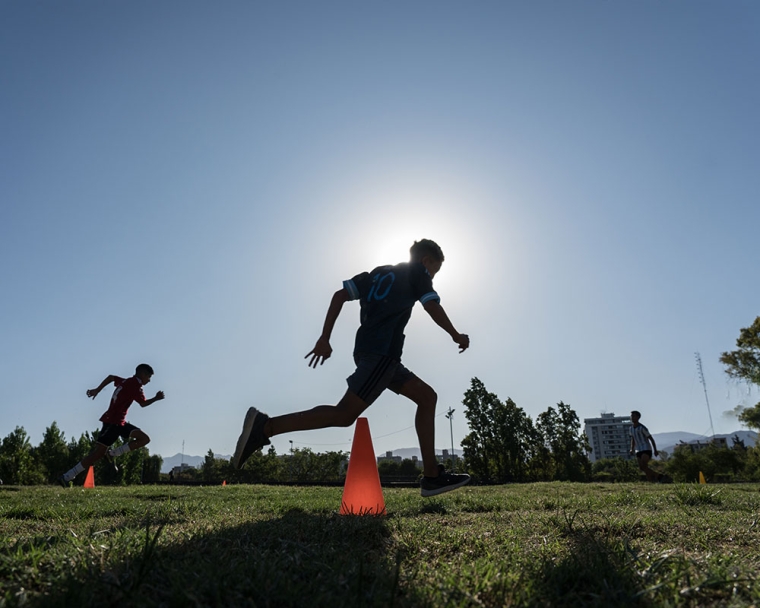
629 410 663 482
233 239 471 496
58 363 165 486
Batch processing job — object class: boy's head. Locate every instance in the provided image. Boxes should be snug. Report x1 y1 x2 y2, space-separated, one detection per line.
410 239 444 278
135 363 154 384
630 410 641 423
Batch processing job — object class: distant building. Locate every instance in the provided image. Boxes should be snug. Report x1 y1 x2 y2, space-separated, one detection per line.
377 451 402 465
170 463 197 477
438 449 458 464
376 451 424 469
674 437 729 453
584 413 634 462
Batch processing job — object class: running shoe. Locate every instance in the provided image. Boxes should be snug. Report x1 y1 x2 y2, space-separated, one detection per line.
105 451 119 473
420 469 470 497
233 407 271 469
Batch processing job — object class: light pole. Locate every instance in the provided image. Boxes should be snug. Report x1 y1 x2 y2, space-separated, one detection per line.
445 407 455 470
289 440 294 482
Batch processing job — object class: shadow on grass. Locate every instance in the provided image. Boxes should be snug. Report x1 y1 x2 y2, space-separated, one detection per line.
30 509 419 608
520 517 655 608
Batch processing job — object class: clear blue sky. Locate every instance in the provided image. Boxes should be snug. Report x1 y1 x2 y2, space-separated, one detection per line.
2 1 759 460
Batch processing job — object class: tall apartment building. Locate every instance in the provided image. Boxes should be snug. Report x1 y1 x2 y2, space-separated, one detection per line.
584 413 633 462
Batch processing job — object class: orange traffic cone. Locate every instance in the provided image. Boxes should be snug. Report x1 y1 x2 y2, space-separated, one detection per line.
83 466 95 488
699 471 707 484
222 480 227 486
340 417 386 516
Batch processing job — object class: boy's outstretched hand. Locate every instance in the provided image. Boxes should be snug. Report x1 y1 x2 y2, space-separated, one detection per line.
86 388 100 399
154 391 165 401
306 336 333 368
454 333 470 353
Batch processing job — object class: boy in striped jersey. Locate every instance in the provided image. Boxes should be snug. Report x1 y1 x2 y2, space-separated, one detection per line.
629 410 663 482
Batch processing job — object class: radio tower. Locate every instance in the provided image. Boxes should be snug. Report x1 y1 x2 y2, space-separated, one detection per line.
695 352 716 438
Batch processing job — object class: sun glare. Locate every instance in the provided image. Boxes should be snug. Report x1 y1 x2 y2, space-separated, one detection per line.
325 174 505 301
362 210 475 296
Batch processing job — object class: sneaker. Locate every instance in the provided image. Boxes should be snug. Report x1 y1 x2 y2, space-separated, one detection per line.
57 475 69 488
105 451 119 473
420 469 471 497
232 407 271 470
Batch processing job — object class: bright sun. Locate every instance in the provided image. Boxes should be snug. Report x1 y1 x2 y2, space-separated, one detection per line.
363 213 472 295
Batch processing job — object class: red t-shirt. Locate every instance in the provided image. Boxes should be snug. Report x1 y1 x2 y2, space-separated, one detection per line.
99 376 147 425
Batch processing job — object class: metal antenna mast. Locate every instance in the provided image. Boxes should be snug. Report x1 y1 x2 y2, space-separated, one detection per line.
695 352 716 437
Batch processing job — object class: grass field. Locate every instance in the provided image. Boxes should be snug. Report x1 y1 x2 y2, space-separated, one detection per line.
2 482 759 607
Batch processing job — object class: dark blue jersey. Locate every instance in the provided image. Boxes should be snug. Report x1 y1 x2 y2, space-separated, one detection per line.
343 262 440 360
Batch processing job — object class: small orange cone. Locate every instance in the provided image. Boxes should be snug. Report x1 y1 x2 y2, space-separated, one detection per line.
699 471 706 484
222 480 227 486
340 417 386 516
83 466 95 488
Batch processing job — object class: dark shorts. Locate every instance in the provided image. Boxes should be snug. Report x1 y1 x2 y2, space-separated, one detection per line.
636 450 653 459
346 354 416 405
97 422 139 447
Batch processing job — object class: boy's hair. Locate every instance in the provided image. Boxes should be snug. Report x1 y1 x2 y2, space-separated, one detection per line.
630 410 641 418
409 239 444 263
136 363 154 376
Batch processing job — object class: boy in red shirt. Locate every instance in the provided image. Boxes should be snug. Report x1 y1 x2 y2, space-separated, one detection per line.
58 363 165 486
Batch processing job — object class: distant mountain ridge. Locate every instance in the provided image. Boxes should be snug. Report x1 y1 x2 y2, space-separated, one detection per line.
158 431 757 472
161 453 231 474
158 449 460 473
654 430 757 454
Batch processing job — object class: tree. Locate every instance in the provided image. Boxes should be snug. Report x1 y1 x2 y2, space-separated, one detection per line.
288 448 347 482
237 445 283 483
720 317 760 429
202 449 225 483
67 431 94 469
34 422 70 483
143 454 163 483
119 444 149 484
535 402 591 482
460 378 539 483
0 427 44 485
591 458 640 482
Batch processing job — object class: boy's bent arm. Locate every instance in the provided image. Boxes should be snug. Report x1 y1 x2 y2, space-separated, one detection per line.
87 375 117 399
141 391 165 407
423 300 469 352
306 288 350 368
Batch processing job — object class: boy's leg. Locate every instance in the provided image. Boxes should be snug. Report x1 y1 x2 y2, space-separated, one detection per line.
637 453 656 481
396 376 439 477
81 443 109 468
110 428 150 457
233 391 369 469
396 374 470 497
59 443 108 485
267 391 369 437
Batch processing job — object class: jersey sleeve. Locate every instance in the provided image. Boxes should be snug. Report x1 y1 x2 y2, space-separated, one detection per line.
343 272 369 301
411 264 440 305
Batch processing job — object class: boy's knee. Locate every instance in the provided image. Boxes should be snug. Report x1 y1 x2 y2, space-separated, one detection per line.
420 387 437 409
131 430 150 444
336 411 359 427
